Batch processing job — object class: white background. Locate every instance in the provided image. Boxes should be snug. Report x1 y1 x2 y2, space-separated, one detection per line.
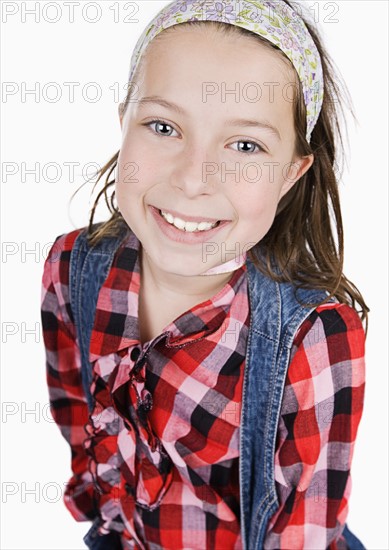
1 1 388 548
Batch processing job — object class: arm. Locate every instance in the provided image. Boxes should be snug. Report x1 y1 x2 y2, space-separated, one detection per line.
41 232 99 521
264 303 366 549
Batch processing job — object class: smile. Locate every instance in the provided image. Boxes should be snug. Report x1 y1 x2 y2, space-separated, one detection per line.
159 209 220 232
149 206 231 245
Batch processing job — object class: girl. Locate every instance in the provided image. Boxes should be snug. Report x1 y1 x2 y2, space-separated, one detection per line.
41 1 369 548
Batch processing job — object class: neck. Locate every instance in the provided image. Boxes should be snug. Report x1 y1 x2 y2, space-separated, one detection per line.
139 246 235 304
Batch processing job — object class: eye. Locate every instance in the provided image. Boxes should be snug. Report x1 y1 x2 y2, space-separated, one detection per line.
230 140 264 155
142 119 179 138
141 119 265 154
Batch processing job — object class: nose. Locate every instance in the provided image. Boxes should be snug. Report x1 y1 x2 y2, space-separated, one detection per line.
170 143 220 198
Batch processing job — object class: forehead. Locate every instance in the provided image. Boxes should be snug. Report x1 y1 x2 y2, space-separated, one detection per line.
141 24 296 84
132 26 298 129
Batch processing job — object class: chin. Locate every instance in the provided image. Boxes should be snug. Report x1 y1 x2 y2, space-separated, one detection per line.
144 248 210 277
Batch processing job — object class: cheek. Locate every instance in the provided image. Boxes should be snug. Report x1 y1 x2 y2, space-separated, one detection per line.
115 180 126 208
116 147 144 203
231 184 281 244
115 165 141 216
117 142 162 197
233 182 280 220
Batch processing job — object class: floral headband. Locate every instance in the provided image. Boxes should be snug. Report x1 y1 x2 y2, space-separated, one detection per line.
127 0 324 143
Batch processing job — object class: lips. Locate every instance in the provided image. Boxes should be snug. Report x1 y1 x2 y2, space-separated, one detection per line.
148 205 231 245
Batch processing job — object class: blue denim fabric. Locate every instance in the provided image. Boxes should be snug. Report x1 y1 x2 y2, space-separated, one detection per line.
341 524 366 550
70 227 123 413
71 224 366 550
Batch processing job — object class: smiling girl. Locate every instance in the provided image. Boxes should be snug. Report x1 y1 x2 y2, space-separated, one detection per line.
41 1 369 549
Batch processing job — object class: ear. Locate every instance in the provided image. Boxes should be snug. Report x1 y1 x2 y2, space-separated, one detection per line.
279 154 314 199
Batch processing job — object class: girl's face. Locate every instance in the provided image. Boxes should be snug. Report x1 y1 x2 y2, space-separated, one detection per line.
116 27 313 280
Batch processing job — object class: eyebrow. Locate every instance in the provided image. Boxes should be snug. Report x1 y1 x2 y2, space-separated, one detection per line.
137 96 281 141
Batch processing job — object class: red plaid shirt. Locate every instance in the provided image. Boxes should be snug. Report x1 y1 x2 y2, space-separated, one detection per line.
41 227 366 549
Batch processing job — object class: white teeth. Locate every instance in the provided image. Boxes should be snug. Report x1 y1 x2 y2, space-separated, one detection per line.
163 211 174 224
160 210 219 232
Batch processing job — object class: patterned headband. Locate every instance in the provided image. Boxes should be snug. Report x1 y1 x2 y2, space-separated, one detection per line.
127 0 324 143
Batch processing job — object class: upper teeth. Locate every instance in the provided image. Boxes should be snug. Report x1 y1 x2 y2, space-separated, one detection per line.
160 210 219 232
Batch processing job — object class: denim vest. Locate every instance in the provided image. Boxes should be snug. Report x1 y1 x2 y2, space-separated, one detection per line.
70 224 365 550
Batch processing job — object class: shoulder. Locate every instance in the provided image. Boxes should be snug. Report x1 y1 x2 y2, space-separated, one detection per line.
293 302 365 356
41 227 86 323
43 226 87 283
284 302 366 410
46 226 86 261
43 226 86 287
42 221 132 321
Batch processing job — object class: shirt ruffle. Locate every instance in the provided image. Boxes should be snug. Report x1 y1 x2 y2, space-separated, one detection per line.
83 349 174 544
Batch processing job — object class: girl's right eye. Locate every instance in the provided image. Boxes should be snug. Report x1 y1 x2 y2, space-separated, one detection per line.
142 119 179 138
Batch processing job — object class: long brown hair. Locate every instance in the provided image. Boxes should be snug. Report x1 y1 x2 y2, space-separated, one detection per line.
70 1 369 336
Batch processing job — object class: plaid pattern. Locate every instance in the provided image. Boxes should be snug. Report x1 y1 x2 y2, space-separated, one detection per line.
264 301 366 549
41 226 366 549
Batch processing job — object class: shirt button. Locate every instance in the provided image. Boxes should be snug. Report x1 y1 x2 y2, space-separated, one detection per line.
130 347 141 362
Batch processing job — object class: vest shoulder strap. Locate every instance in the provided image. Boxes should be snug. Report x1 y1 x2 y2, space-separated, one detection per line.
69 222 129 412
